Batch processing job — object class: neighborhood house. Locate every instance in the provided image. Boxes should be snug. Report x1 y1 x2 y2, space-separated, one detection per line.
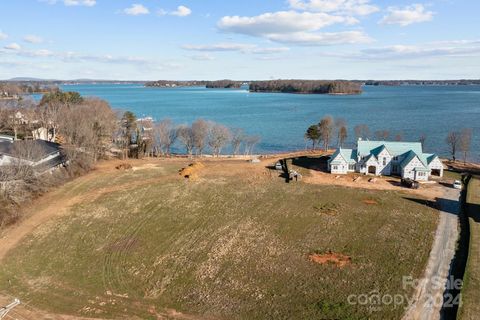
328 139 444 181
0 140 64 172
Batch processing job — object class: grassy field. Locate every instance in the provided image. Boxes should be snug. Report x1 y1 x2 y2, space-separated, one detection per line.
442 170 463 181
0 159 439 319
459 176 480 320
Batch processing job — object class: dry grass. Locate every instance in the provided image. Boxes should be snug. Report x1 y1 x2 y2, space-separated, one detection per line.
0 159 439 319
459 177 480 320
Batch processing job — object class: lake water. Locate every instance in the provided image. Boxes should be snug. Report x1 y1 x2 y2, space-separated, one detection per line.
60 84 480 161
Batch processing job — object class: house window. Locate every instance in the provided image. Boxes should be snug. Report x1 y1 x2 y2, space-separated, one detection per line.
393 156 398 161
392 165 398 172
349 164 355 170
333 165 338 170
418 172 425 177
383 157 387 165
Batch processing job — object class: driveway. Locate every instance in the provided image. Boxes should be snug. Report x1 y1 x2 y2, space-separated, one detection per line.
403 188 460 320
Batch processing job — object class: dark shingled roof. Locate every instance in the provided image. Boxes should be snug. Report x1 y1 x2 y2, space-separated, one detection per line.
0 140 61 162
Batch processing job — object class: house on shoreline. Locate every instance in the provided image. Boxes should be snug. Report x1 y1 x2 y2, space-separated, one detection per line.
328 139 444 181
0 140 65 173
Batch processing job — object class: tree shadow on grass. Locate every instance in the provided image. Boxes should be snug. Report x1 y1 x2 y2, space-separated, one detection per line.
291 155 329 172
466 203 480 223
403 197 460 216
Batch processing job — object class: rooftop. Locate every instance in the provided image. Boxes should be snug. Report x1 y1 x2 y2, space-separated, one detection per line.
0 140 61 162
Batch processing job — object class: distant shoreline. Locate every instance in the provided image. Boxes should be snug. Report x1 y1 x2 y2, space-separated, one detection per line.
4 79 480 87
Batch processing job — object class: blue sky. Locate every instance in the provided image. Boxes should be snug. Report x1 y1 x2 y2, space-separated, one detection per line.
0 0 479 80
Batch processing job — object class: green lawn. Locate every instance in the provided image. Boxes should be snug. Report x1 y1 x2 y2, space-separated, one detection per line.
443 170 463 181
459 176 480 320
0 162 439 319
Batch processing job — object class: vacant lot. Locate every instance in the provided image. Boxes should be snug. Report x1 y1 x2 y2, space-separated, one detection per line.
459 176 480 320
0 159 439 319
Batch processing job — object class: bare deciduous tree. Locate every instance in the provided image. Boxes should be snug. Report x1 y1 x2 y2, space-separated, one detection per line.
354 124 370 140
177 125 195 156
208 123 231 157
153 119 177 156
318 115 334 151
230 128 245 157
58 98 116 164
446 131 459 161
459 128 473 164
334 118 347 147
419 134 427 149
338 125 348 147
192 119 210 156
0 141 42 182
374 130 390 141
244 135 261 156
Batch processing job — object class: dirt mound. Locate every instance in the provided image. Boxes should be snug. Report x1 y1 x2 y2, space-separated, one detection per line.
179 162 205 180
362 199 378 205
309 252 351 268
116 163 132 170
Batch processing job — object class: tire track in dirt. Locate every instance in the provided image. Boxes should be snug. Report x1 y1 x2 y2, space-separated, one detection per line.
0 166 182 319
0 173 178 262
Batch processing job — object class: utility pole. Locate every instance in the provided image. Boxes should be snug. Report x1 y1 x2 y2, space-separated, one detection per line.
0 299 20 319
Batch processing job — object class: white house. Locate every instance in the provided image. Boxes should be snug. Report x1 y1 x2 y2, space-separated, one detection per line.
32 127 55 141
328 139 444 181
0 140 64 172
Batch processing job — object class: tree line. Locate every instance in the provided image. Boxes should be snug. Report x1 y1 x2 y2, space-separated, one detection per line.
119 114 261 159
249 80 362 94
0 91 117 226
304 116 474 163
205 80 242 89
0 82 58 98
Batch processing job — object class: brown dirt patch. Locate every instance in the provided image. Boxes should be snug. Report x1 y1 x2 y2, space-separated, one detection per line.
115 163 132 170
179 162 205 180
302 170 445 200
362 199 378 205
309 252 351 268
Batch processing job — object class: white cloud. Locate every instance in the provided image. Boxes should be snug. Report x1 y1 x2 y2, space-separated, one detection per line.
0 46 152 66
322 40 480 60
42 0 96 6
250 47 290 54
23 35 44 44
4 43 21 50
189 54 215 61
380 4 434 26
219 11 358 36
267 31 372 45
182 43 290 54
182 43 256 52
288 0 379 16
123 4 150 16
217 11 371 45
0 30 7 40
64 0 96 6
31 49 54 57
158 5 192 17
171 6 192 17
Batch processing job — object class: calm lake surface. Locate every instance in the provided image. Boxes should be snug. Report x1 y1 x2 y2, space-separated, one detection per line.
60 84 480 160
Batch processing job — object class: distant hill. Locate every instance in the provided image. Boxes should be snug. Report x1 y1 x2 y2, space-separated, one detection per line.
7 77 57 82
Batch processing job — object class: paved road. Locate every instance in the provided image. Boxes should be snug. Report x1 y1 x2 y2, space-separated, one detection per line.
403 188 460 320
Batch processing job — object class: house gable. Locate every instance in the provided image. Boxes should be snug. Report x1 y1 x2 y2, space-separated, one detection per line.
426 154 444 169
